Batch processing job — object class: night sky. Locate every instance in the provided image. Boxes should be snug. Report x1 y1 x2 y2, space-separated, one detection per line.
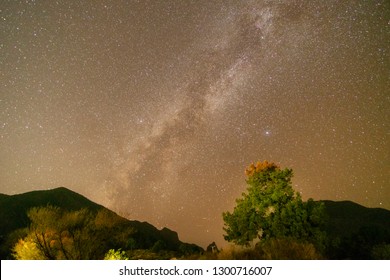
1 0 389 247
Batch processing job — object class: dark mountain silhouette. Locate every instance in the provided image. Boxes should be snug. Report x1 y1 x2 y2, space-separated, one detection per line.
0 187 103 239
1 187 389 259
0 187 202 259
322 200 390 259
322 200 390 236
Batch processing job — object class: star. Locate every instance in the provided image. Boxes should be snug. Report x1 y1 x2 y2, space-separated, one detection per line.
0 0 388 248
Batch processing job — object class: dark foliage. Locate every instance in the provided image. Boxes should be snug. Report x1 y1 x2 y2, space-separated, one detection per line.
0 187 203 259
322 200 390 259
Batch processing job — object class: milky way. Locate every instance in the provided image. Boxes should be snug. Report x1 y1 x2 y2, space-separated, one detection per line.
1 0 389 247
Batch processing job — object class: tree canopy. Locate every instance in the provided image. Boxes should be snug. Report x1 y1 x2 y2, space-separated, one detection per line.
12 206 133 260
223 160 326 248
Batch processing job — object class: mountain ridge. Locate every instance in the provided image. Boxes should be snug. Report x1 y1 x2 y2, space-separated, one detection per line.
321 199 390 236
1 187 389 259
0 187 202 259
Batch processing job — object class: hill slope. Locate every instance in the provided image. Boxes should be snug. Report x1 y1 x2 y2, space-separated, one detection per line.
322 200 390 259
322 200 390 236
0 187 103 239
0 187 202 259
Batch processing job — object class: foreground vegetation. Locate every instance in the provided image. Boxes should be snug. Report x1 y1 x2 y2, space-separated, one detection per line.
11 206 201 260
1 161 389 260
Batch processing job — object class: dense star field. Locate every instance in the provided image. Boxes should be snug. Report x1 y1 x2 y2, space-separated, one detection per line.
1 0 389 247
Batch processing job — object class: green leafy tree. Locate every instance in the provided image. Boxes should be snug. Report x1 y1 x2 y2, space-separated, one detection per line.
223 161 326 249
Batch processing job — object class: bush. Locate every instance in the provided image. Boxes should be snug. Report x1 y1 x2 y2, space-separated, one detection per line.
257 238 322 260
104 249 128 260
371 244 390 260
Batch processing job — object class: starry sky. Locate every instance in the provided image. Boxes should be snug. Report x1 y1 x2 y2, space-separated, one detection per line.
1 0 389 247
